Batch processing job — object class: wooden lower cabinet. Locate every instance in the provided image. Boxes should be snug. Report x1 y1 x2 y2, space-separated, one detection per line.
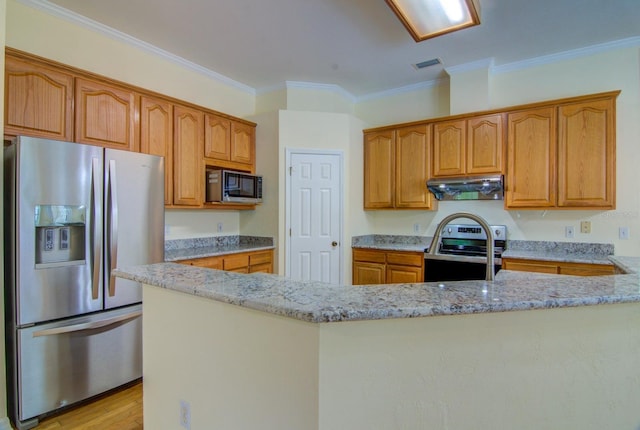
353 248 424 285
177 249 274 274
502 258 614 276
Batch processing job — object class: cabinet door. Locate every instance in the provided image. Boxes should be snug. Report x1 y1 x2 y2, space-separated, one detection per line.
363 131 395 209
5 56 74 141
353 262 386 285
223 253 250 271
502 259 558 274
75 78 138 151
204 113 231 160
467 114 504 174
140 96 173 205
173 105 204 206
395 124 434 209
505 108 556 208
230 121 255 166
557 98 615 208
386 265 422 284
433 119 466 177
177 256 222 270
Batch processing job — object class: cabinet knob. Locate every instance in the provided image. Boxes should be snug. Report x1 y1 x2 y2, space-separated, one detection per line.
331 241 338 247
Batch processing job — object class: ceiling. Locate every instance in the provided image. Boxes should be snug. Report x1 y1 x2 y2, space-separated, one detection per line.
41 0 640 98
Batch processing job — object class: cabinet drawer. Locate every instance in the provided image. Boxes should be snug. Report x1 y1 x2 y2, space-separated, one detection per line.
249 251 272 265
177 256 222 270
249 263 272 273
503 260 558 274
558 264 614 277
386 252 423 267
353 249 386 264
223 254 250 270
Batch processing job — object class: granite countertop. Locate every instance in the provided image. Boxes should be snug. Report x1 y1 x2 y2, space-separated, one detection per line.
114 257 640 324
352 235 617 265
164 235 275 262
351 235 432 252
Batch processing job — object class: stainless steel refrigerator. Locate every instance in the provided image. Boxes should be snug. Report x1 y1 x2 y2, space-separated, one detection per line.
4 136 164 430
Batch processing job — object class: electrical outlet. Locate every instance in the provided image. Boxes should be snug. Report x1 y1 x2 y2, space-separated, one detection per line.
180 400 191 429
565 226 574 238
217 222 223 233
413 223 420 233
619 226 630 240
580 221 591 234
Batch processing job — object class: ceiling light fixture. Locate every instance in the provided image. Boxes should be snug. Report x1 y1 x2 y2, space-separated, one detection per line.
385 0 481 42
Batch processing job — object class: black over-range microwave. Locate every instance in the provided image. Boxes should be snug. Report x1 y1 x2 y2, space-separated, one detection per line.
206 169 263 204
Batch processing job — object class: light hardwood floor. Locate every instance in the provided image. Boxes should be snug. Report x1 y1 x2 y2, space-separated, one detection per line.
28 382 143 430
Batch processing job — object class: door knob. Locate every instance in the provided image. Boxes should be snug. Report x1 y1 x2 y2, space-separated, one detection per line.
331 241 338 247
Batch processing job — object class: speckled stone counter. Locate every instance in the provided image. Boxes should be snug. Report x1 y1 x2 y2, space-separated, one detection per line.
114 259 640 323
164 235 274 261
502 240 616 265
351 234 432 252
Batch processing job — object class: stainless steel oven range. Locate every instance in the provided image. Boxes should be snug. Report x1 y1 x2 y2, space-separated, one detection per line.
424 224 507 282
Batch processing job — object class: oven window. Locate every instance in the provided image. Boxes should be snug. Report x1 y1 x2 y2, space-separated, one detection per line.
424 259 501 282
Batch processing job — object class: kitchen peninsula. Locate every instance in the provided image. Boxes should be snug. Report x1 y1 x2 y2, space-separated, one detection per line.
115 262 640 430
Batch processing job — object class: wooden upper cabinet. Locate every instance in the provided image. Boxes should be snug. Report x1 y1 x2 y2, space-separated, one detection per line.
506 107 557 208
4 56 74 141
433 114 503 177
140 95 173 205
433 119 465 176
467 113 504 174
204 114 232 161
395 124 434 208
231 122 255 166
364 126 435 210
75 78 138 151
173 104 204 206
204 114 255 171
364 130 395 209
557 97 615 208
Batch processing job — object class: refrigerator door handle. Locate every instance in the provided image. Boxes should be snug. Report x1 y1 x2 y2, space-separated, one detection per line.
107 159 119 297
32 310 142 337
91 158 102 300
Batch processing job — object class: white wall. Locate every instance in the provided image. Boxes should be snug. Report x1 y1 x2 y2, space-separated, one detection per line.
355 81 450 127
276 109 369 279
241 110 280 270
143 283 640 430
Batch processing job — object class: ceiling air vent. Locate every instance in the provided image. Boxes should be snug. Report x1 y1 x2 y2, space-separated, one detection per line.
413 58 442 70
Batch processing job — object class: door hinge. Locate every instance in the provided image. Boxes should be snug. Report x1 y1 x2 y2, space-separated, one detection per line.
289 166 293 176
289 228 292 236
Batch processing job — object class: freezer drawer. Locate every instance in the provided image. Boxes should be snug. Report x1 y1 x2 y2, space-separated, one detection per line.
14 305 142 424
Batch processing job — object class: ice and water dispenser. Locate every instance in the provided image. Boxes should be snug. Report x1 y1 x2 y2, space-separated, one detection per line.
34 205 86 267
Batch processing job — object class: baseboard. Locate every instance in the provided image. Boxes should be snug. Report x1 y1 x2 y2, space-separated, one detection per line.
0 417 13 430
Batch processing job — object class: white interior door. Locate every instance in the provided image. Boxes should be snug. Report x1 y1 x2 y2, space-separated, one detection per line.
287 150 343 284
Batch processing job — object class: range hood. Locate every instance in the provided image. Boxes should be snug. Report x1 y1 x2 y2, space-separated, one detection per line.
427 174 504 201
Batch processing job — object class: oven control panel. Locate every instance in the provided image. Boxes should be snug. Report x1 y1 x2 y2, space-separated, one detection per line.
441 224 506 240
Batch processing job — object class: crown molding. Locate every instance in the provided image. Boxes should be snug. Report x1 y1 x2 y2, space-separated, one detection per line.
284 81 357 103
16 0 256 95
445 57 495 76
494 35 640 74
356 78 448 102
